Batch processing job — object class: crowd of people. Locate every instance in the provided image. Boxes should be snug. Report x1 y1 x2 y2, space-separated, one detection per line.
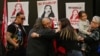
0 10 100 56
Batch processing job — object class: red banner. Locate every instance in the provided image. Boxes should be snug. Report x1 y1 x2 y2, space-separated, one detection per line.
2 0 7 48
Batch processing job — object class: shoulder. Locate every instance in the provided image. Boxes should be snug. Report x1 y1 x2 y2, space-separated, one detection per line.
78 19 82 23
78 20 83 24
8 24 16 29
7 23 17 33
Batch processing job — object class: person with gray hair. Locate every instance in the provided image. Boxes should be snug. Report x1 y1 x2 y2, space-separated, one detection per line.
26 17 60 56
92 16 100 27
80 16 100 56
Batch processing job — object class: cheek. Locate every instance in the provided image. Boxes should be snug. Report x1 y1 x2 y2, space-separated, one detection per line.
82 16 87 19
21 20 24 23
90 23 95 27
19 21 22 23
85 16 87 19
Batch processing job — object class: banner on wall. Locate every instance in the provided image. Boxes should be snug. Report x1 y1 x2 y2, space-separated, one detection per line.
2 0 7 48
66 2 85 29
8 2 29 25
37 0 58 28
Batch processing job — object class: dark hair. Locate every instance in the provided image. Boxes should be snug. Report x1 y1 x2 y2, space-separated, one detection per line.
14 12 24 21
41 5 55 18
78 11 86 18
33 18 43 31
59 18 78 40
16 12 24 17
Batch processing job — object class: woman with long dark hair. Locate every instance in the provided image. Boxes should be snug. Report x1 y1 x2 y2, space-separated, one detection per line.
56 18 83 56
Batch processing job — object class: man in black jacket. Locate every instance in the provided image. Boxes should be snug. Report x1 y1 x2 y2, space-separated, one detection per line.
26 17 60 56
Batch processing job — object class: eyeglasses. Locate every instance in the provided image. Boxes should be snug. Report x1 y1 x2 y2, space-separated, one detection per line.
21 17 25 20
91 21 98 24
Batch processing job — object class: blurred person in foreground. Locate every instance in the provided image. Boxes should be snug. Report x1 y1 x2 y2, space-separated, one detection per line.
56 18 83 56
26 17 60 56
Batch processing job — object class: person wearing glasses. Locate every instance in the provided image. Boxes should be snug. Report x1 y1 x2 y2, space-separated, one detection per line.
6 12 27 56
79 16 100 56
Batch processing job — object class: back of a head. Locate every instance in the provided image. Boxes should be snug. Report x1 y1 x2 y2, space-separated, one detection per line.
59 18 69 29
33 18 43 31
59 18 77 40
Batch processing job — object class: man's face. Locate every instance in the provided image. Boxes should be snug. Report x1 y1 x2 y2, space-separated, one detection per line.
42 18 52 29
18 14 25 24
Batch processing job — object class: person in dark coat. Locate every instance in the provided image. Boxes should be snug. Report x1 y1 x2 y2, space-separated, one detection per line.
26 17 60 56
56 18 83 56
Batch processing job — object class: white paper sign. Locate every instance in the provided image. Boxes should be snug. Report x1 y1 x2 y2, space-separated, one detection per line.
37 0 58 28
66 2 85 29
8 2 29 25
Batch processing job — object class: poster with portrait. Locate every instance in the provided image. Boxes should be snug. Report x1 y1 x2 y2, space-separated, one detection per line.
8 2 29 25
37 0 58 28
66 2 85 29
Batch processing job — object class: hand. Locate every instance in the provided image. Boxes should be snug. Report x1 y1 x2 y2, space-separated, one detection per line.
87 32 91 35
31 32 39 38
55 25 61 33
14 43 19 49
77 36 84 41
12 38 19 49
12 38 18 43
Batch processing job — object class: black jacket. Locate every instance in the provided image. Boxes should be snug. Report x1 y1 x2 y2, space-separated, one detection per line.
56 33 81 52
84 28 100 51
26 28 56 56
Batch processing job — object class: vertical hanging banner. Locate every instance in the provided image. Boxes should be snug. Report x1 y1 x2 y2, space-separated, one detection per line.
66 2 85 29
2 0 7 48
37 0 58 28
8 2 29 25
